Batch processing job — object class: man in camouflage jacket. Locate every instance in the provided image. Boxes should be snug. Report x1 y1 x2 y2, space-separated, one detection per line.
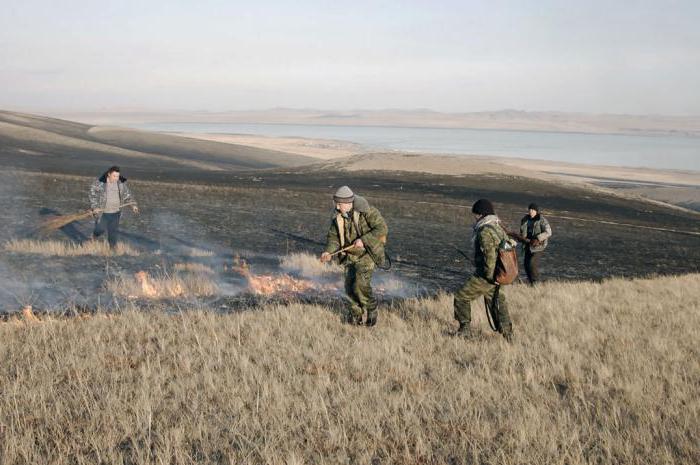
453 199 513 341
321 186 388 326
88 166 138 249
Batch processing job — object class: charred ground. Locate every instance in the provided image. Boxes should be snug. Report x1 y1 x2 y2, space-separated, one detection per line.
1 111 698 312
1 160 698 313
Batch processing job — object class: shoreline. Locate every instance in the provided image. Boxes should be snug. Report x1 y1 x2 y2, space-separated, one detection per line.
47 108 700 138
170 131 700 213
172 130 700 183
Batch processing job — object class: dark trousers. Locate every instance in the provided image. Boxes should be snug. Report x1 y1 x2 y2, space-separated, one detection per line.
524 249 541 284
93 212 121 249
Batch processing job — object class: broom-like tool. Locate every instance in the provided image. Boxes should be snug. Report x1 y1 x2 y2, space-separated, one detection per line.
38 202 136 235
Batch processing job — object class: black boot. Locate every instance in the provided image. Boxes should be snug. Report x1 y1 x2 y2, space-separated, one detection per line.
365 313 377 327
455 323 473 339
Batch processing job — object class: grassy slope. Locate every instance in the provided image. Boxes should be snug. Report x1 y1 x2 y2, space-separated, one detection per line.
1 274 698 464
0 110 314 173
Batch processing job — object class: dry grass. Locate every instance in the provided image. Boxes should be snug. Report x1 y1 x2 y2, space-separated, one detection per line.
280 252 343 278
37 210 96 234
184 247 215 258
173 263 216 275
0 274 698 464
107 269 219 299
3 239 140 256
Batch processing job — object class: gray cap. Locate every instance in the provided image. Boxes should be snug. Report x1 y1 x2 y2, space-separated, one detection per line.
333 185 355 203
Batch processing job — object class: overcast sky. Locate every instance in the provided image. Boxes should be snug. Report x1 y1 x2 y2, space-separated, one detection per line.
1 0 699 115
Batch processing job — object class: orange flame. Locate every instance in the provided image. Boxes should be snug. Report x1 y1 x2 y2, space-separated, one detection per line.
232 258 335 296
135 271 158 297
22 305 41 323
133 271 184 298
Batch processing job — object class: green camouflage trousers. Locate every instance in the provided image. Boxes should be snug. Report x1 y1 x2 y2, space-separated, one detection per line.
344 259 377 319
454 275 512 333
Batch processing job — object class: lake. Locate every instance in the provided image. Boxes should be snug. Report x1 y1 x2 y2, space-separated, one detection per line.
133 122 700 171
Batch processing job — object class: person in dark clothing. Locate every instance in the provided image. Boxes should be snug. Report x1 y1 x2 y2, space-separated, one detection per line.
512 203 552 285
88 166 138 249
453 199 513 342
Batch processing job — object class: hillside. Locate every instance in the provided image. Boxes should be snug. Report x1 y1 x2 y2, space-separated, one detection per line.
0 110 314 177
1 274 698 464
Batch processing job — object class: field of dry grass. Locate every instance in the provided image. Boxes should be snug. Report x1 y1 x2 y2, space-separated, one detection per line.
106 268 220 300
1 274 698 464
280 252 343 277
3 239 140 256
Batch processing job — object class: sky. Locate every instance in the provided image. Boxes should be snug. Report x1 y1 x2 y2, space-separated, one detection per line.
1 0 699 115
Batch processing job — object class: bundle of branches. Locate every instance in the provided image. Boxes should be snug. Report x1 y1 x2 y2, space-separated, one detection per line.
38 202 136 235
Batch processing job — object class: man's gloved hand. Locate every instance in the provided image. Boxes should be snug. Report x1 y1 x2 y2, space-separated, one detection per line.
320 252 332 263
530 239 541 247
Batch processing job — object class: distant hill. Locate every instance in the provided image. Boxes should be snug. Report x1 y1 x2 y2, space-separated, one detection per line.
49 108 700 137
0 110 315 177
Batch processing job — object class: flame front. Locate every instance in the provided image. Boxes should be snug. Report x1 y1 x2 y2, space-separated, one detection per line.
135 271 158 297
133 271 184 298
22 305 40 323
233 259 335 296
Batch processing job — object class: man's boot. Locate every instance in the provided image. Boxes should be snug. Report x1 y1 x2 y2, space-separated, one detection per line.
345 313 363 325
455 323 473 339
365 313 377 327
501 325 514 343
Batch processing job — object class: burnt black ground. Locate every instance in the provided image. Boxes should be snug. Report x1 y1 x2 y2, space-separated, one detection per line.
1 111 698 312
1 161 698 313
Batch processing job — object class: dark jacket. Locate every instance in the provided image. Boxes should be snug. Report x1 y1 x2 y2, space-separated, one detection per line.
325 196 388 266
520 214 552 253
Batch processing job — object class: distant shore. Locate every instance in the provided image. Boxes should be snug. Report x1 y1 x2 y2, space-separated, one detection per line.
49 108 700 138
172 131 700 212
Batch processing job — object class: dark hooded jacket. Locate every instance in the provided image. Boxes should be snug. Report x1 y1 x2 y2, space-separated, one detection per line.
324 195 388 266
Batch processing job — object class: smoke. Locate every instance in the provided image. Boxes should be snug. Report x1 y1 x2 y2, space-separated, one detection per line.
279 251 423 299
0 173 422 315
0 172 78 312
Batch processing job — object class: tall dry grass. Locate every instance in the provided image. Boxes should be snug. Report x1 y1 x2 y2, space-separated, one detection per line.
3 239 139 256
184 248 215 258
0 274 698 464
280 252 342 278
107 268 219 299
173 263 216 275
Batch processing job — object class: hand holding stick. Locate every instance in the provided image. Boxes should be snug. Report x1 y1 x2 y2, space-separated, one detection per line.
320 244 356 262
330 244 356 256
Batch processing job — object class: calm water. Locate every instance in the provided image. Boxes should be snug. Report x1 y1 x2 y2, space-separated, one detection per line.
135 122 700 172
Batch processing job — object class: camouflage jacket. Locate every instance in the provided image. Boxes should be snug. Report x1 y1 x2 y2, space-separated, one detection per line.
325 196 388 266
473 216 508 281
520 214 552 253
88 172 136 219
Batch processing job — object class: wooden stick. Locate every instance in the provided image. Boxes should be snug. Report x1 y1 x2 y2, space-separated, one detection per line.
329 244 356 257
